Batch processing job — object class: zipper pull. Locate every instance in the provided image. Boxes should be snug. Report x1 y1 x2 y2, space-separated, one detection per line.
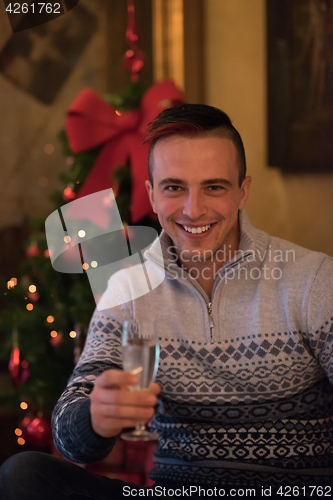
208 302 214 339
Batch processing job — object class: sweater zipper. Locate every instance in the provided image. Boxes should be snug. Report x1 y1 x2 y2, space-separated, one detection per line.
146 249 252 341
204 252 253 341
208 302 214 340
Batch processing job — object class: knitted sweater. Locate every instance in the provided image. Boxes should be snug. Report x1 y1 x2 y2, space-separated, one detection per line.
52 211 333 489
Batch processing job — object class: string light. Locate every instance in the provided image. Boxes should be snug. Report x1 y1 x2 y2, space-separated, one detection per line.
11 277 17 286
82 263 89 270
7 280 15 289
50 331 58 338
63 187 75 201
17 437 25 445
47 316 54 323
78 230 86 238
44 144 55 155
26 303 33 311
64 236 71 243
91 261 98 268
28 285 37 293
15 428 22 436
20 402 28 410
69 331 77 338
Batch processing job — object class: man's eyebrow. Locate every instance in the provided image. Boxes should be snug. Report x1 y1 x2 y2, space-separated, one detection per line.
158 178 186 188
158 177 233 188
201 178 233 187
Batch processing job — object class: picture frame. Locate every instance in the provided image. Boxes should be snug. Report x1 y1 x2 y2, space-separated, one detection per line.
0 2 97 104
267 0 333 172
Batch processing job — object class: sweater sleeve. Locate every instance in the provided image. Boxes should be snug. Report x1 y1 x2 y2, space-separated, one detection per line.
307 255 333 385
51 307 126 463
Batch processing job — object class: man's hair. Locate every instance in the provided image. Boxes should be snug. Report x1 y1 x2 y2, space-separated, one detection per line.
145 103 246 187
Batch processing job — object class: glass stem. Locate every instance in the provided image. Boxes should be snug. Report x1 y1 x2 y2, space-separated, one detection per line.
135 423 146 434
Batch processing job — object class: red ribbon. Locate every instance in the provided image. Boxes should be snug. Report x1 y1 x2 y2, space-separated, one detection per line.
65 80 184 226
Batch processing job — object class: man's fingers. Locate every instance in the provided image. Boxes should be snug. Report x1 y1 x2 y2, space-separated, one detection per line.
96 369 138 389
94 417 149 437
95 389 157 407
149 383 161 395
94 402 155 421
95 370 161 395
90 369 160 439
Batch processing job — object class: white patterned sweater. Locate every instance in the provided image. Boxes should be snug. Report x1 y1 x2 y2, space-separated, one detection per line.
52 212 333 488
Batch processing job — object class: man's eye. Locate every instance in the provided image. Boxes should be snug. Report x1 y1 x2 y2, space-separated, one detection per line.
166 185 181 191
208 185 224 191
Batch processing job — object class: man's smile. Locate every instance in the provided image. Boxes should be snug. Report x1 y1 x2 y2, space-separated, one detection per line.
176 222 217 237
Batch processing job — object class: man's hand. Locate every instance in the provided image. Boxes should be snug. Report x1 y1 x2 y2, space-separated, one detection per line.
90 369 160 438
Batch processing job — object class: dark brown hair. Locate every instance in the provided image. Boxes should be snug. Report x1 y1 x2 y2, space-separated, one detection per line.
145 104 246 186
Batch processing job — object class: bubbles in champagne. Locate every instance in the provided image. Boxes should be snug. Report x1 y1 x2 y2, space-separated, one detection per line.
122 339 159 390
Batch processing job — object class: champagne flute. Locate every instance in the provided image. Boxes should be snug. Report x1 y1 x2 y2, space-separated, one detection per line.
121 319 160 441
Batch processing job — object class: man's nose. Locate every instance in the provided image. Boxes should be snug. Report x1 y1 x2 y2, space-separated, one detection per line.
182 191 207 219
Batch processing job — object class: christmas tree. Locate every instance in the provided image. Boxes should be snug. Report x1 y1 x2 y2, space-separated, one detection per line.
0 0 183 450
0 79 162 446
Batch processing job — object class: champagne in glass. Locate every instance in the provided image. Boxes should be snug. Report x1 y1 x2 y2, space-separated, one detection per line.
121 320 160 441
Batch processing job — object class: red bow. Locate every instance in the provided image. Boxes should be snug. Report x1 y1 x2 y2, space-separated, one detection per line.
65 80 184 226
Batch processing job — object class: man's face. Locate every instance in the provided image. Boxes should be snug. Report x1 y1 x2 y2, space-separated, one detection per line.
145 135 251 262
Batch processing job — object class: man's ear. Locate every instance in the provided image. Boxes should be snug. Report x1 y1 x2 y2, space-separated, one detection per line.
238 176 251 210
145 180 156 213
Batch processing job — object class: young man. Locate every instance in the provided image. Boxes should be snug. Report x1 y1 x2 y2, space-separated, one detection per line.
1 105 333 499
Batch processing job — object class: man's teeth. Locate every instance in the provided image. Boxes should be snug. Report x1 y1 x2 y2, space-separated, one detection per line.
182 224 211 234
